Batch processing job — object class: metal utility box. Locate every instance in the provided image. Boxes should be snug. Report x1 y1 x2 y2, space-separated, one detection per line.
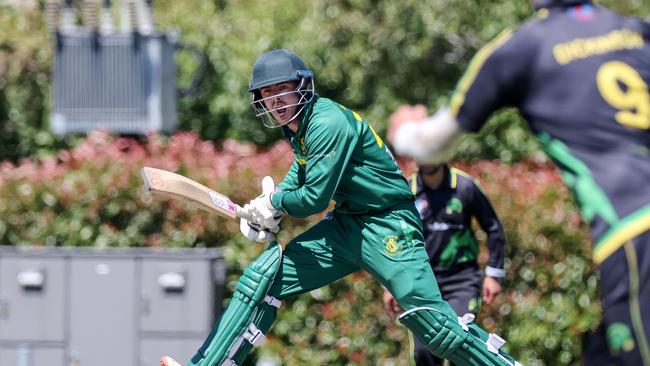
51 32 178 135
0 257 66 343
0 246 225 366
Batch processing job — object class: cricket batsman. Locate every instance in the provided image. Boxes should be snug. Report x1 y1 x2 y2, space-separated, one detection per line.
391 1 650 364
160 49 520 366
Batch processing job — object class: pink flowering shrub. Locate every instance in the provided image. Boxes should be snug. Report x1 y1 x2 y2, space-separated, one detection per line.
0 134 598 365
0 131 293 248
454 161 599 365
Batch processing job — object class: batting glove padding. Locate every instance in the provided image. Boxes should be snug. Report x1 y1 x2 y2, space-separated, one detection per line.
247 176 282 230
240 218 278 243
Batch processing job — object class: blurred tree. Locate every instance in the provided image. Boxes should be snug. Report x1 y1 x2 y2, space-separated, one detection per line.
0 1 648 161
154 0 647 159
0 5 53 161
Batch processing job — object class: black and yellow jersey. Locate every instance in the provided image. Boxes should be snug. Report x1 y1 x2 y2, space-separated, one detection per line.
452 1 650 263
409 166 505 274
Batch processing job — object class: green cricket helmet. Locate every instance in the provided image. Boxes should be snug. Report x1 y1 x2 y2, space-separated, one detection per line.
249 49 315 128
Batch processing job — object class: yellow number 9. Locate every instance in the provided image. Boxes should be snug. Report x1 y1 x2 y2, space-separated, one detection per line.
596 61 650 130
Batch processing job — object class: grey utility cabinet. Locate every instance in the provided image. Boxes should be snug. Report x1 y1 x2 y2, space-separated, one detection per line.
0 246 226 366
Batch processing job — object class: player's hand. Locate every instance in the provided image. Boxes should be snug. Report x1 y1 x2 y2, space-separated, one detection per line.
239 218 278 243
388 104 429 157
482 276 502 305
387 104 429 144
248 176 282 229
382 290 403 318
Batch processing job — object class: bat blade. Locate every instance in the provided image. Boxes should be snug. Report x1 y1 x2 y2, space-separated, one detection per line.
141 167 251 220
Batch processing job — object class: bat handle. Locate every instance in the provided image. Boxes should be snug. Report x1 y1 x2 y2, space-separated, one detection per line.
236 204 254 221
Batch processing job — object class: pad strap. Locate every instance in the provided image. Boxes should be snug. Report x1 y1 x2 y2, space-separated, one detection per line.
264 295 281 308
223 324 267 365
399 307 521 366
189 241 283 366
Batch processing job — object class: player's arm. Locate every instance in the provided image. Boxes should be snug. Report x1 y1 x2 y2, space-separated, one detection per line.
392 107 464 164
271 115 358 217
469 180 506 279
394 27 533 163
278 158 303 192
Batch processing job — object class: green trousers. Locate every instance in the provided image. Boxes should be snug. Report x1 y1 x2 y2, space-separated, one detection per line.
269 201 455 317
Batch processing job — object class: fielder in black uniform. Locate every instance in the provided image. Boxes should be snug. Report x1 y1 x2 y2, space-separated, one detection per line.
393 1 650 365
383 163 506 366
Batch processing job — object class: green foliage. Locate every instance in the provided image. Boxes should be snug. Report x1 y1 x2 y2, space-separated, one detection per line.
2 1 648 161
0 4 57 161
153 0 533 147
0 134 602 365
457 161 600 365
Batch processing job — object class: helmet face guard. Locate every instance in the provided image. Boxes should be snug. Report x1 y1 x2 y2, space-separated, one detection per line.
248 49 315 128
250 71 315 128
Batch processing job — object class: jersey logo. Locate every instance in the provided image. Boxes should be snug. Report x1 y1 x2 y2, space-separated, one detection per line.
309 150 337 159
446 197 463 214
382 235 403 257
567 4 595 22
427 222 465 231
295 156 307 165
468 297 482 313
606 323 636 355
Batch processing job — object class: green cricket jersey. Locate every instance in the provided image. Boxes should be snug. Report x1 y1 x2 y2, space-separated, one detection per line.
270 95 414 217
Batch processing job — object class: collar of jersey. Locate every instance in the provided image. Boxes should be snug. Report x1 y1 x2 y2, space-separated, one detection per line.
414 165 453 195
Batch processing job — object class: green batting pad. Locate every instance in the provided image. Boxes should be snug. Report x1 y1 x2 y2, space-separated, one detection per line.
399 307 521 366
189 241 282 366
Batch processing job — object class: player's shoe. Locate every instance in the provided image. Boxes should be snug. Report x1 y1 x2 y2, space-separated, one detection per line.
160 356 183 366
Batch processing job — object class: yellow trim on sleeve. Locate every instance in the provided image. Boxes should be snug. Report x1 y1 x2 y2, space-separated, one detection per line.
450 29 514 117
409 174 418 195
449 167 486 192
594 206 650 264
450 168 458 189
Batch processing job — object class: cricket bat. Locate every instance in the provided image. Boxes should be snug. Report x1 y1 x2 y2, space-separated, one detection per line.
141 167 253 221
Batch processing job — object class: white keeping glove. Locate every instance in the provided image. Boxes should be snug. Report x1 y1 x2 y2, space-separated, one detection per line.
239 217 279 243
247 176 282 230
